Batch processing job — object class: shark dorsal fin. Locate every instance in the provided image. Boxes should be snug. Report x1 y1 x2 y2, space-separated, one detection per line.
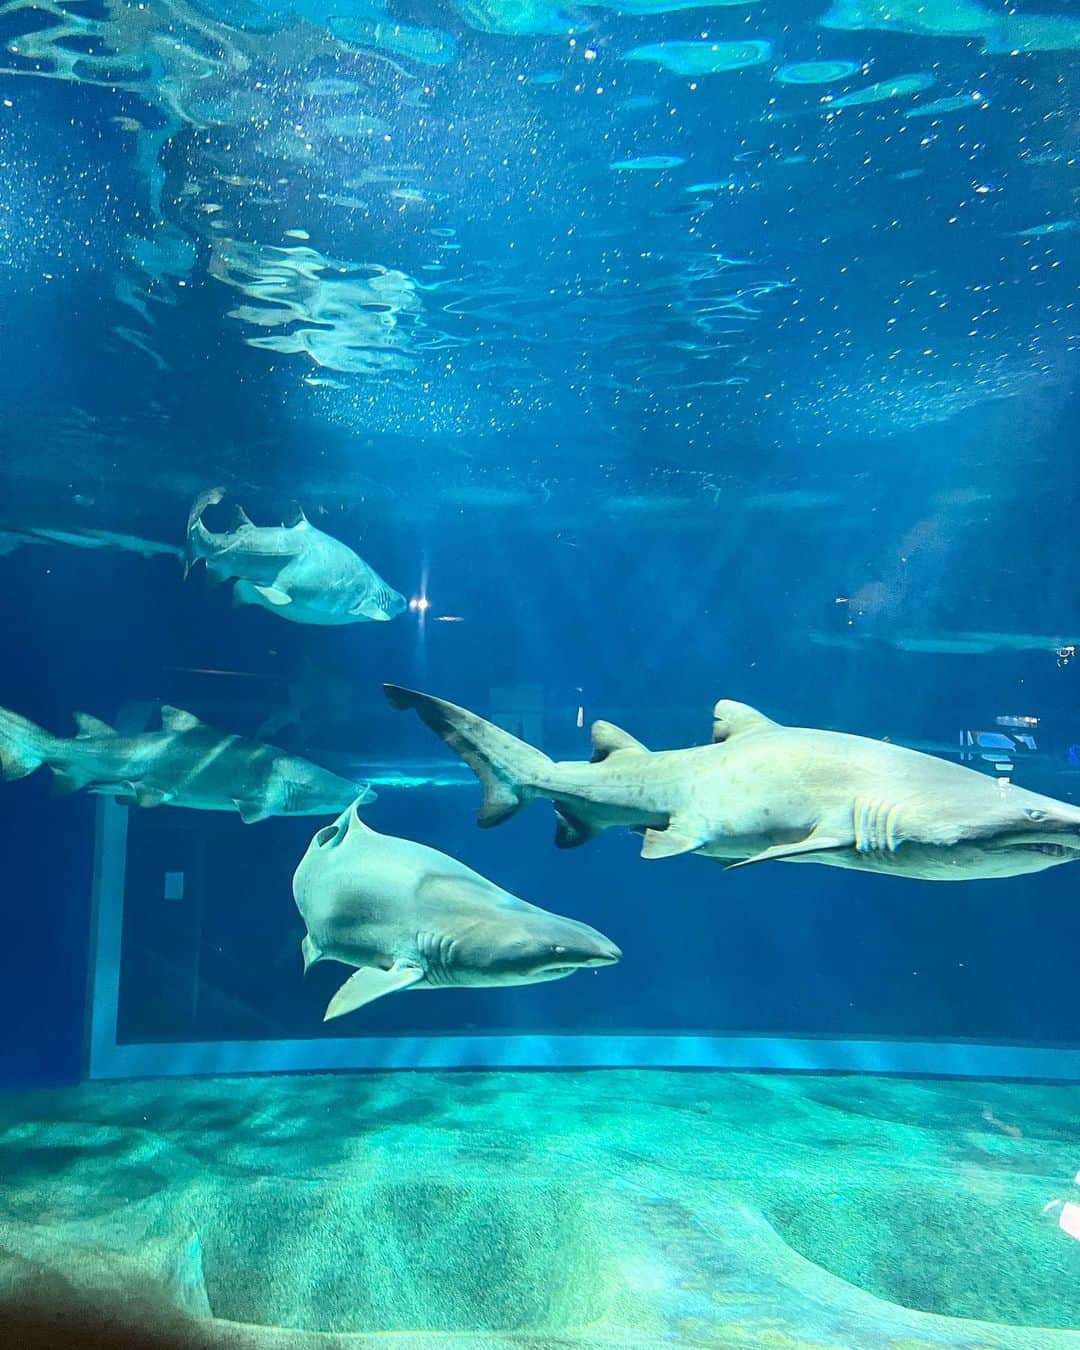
231 504 254 529
73 712 115 739
160 705 203 733
711 700 776 744
283 502 309 528
590 720 647 763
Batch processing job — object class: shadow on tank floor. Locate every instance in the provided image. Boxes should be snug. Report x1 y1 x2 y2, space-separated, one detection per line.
0 1295 210 1349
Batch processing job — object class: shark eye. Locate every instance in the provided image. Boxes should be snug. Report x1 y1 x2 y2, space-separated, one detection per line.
1025 808 1048 822
554 946 567 954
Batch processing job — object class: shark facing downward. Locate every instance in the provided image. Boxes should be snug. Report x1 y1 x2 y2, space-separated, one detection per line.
385 685 1080 882
294 800 621 1020
186 487 406 626
0 703 374 822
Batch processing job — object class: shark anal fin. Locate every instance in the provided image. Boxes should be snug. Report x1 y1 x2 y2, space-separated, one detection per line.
554 806 600 849
641 818 709 860
324 962 424 1021
253 584 292 607
73 712 115 739
726 835 849 869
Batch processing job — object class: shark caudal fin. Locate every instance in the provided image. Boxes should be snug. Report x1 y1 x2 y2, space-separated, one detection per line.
184 485 226 579
0 705 55 782
385 684 552 827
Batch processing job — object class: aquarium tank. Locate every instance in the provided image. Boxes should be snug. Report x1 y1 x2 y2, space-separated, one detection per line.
0 0 1078 1343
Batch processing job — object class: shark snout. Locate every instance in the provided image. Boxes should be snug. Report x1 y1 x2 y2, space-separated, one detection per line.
547 933 622 970
585 939 622 966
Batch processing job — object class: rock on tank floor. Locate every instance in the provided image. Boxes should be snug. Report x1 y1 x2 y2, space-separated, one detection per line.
0 1070 1078 1347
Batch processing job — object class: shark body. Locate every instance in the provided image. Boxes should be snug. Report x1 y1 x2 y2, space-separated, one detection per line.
385 685 1080 881
294 801 621 1020
186 487 406 626
0 703 373 822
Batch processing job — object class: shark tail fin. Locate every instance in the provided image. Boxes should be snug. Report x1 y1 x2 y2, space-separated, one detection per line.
0 705 54 782
385 684 552 828
184 485 226 579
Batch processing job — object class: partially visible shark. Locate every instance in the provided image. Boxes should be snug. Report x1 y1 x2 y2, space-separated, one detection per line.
385 685 1080 882
0 703 374 822
186 487 406 626
294 799 621 1020
0 526 182 560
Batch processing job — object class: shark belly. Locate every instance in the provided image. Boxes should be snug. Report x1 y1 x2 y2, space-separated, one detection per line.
800 840 1080 881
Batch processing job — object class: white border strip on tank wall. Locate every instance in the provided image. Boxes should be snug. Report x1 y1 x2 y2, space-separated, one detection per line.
85 710 1080 1084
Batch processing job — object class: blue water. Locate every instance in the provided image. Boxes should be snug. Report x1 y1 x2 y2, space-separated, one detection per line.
3 2 1080 1343
0 0 1077 1080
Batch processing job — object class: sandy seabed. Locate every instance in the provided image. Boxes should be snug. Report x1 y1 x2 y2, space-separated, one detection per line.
0 1068 1079 1348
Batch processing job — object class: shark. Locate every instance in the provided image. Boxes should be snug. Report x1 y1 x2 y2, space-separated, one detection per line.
186 487 406 626
294 799 621 1020
385 685 1080 882
0 703 374 822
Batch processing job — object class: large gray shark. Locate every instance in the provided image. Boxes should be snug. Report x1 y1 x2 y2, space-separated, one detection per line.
385 685 1080 882
0 704 374 822
294 800 621 1020
186 487 406 626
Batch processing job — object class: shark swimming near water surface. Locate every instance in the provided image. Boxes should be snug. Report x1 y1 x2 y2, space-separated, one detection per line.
186 487 406 626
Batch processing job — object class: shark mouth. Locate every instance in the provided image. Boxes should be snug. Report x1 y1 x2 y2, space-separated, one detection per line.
1005 842 1080 859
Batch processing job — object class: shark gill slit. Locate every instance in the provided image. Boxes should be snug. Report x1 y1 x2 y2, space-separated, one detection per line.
418 931 455 986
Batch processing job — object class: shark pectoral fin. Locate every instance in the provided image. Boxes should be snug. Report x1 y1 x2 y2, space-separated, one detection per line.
324 962 424 1021
641 819 709 860
726 834 849 870
253 584 292 607
301 934 322 974
233 798 272 823
554 806 600 849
